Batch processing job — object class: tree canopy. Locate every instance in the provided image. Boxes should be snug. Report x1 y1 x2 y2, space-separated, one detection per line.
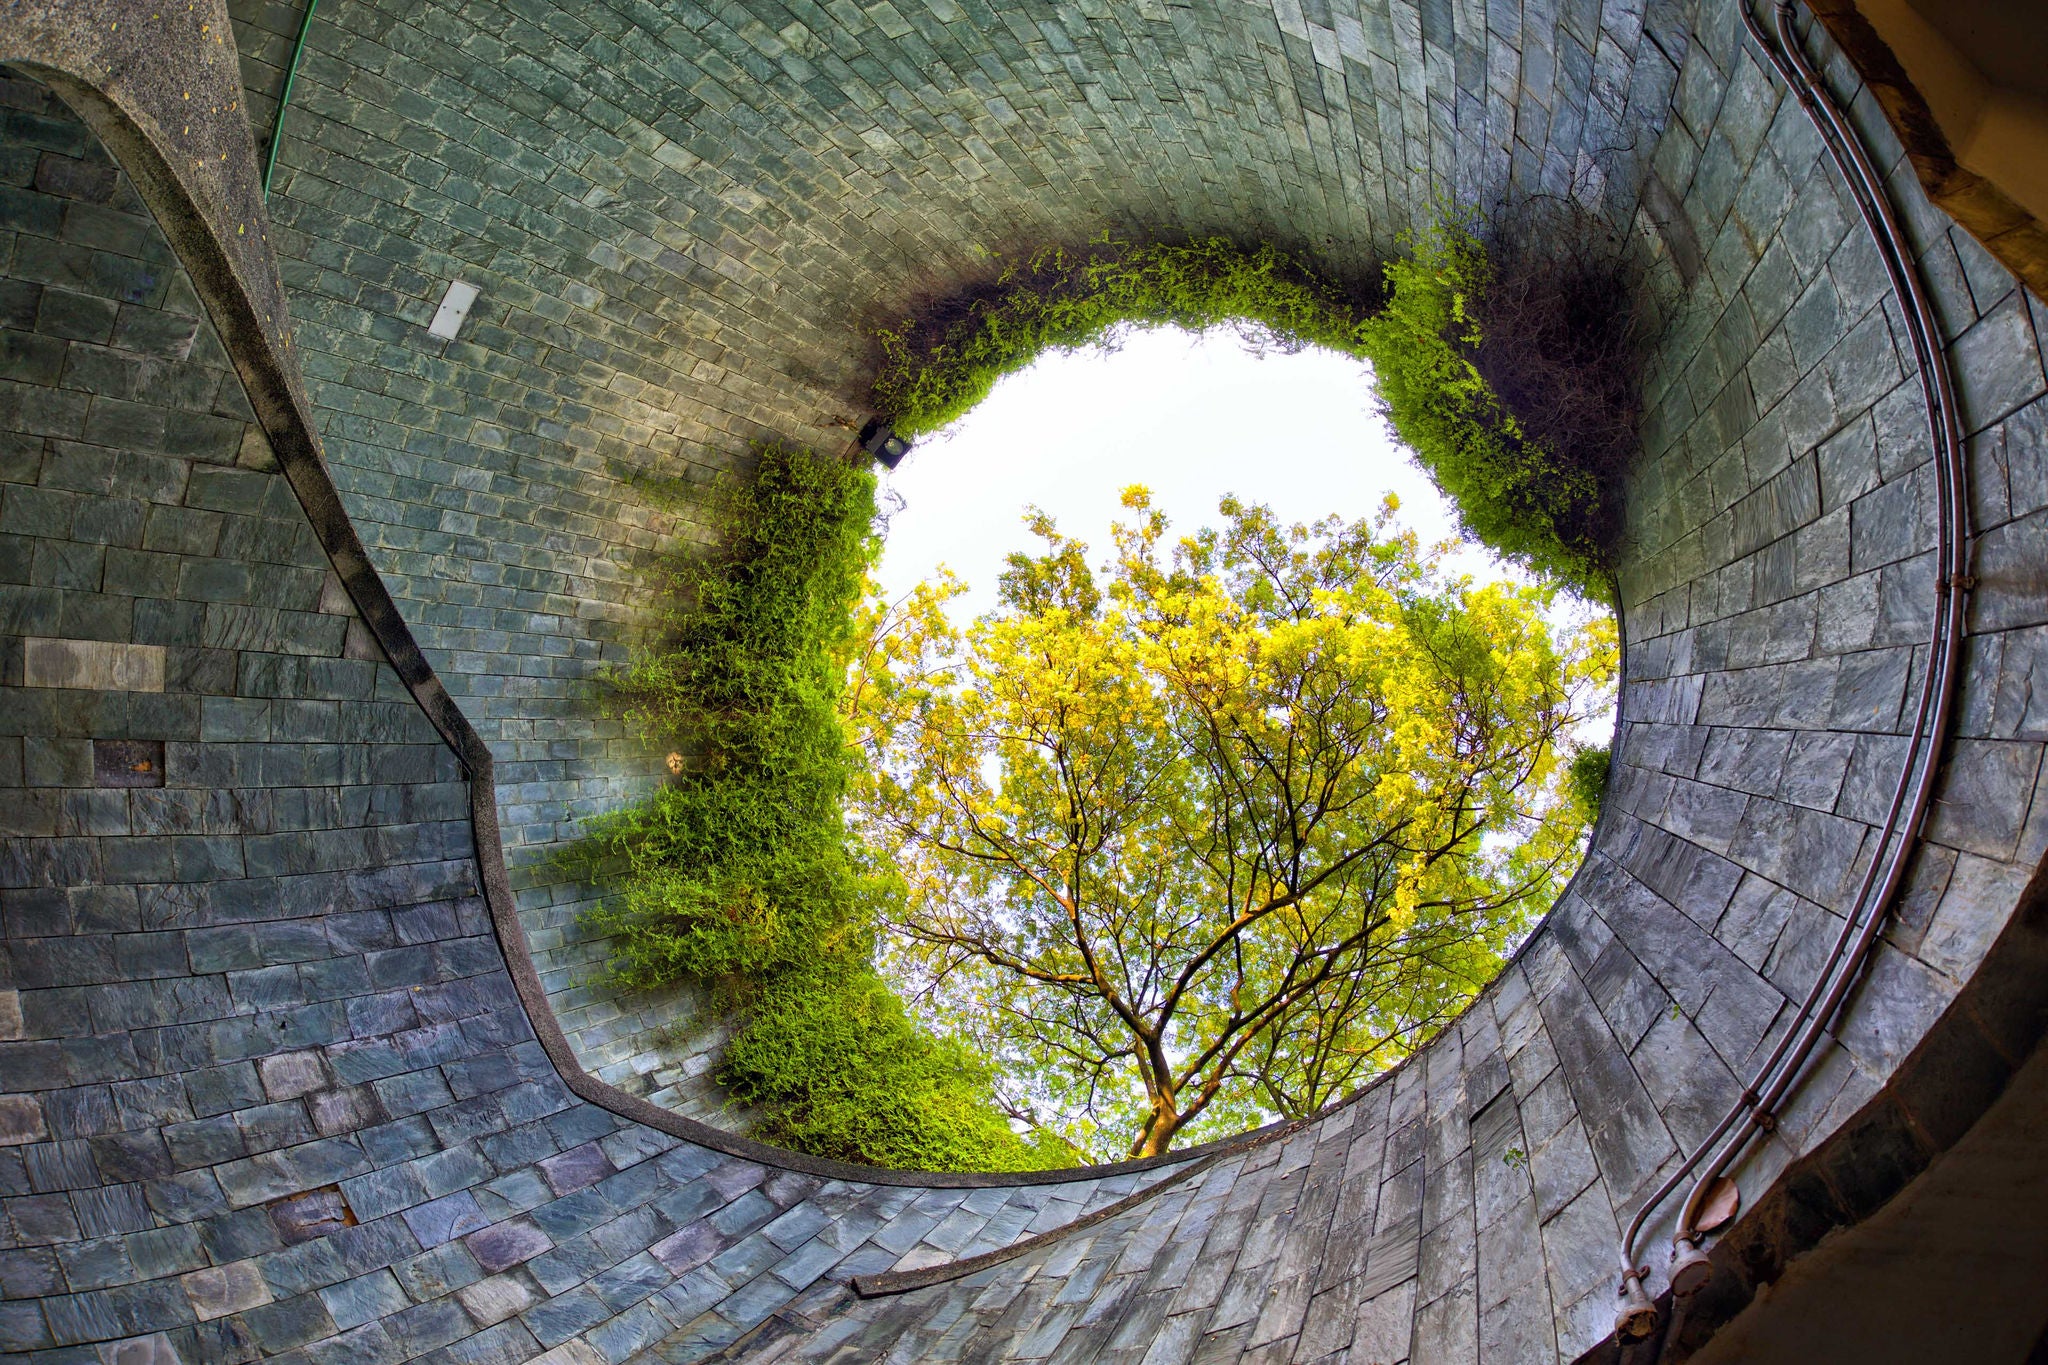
850 490 1615 1159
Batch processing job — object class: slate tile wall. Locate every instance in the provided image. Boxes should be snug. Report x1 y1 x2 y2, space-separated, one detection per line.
491 5 2040 1361
1 0 2044 1360
0 76 1192 1365
221 0 1694 1110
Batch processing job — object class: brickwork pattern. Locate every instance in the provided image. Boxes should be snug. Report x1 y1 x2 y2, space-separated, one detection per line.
730 12 2048 1358
0 0 2043 1362
710 10 2048 1358
0 84 1203 1365
222 0 1701 1103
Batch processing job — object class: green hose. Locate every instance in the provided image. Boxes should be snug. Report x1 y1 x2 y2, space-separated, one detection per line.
262 0 320 197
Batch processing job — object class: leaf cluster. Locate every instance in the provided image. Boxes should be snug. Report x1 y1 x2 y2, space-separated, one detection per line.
578 444 1062 1172
851 491 1618 1159
1567 743 1612 824
1351 214 1633 596
723 963 1070 1170
873 237 1371 437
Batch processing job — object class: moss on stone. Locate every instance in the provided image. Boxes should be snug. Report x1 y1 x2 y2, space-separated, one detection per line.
873 225 1632 598
578 444 1061 1172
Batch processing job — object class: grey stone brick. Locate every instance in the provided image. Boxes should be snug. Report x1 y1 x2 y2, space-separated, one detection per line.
1953 293 2046 434
180 1258 273 1321
537 1142 614 1198
402 1190 490 1248
320 1267 410 1331
0 1090 49 1145
455 1271 536 1327
464 1219 552 1273
95 1331 186 1365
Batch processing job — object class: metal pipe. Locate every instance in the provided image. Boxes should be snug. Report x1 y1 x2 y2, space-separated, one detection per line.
262 0 321 197
1641 0 1971 1253
1614 0 1971 1330
1665 0 1971 1241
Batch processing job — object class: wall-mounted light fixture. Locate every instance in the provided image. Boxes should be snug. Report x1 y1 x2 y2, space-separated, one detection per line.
859 417 910 469
427 280 481 340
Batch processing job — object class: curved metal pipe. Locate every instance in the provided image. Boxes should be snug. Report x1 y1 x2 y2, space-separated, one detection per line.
1615 0 1971 1326
1666 0 1971 1241
262 0 321 197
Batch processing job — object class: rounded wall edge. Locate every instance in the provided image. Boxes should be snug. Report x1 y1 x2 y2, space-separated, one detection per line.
0 1 2042 1363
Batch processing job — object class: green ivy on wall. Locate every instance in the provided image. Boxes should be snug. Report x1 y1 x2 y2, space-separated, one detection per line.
874 222 1634 597
576 445 1063 1172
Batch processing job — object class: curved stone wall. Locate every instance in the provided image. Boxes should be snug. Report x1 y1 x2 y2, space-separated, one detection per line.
0 2 2043 1365
221 0 1698 1105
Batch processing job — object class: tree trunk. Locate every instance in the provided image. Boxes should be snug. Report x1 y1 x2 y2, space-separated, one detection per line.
1132 1093 1181 1157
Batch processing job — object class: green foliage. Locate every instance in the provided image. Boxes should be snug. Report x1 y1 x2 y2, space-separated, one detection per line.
584 444 880 989
580 444 1061 1172
853 490 1618 1158
1567 744 1612 824
874 237 1369 437
582 217 1638 1167
723 964 1070 1171
873 224 1632 597
1352 217 1618 595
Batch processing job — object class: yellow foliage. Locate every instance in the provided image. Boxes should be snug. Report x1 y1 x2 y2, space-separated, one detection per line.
846 491 1616 1158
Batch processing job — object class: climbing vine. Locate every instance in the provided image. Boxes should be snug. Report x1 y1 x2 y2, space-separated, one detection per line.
873 220 1639 596
577 444 1064 1172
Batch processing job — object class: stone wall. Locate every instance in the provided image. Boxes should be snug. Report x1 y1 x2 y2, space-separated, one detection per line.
0 0 2042 1363
220 0 1698 1106
0 65 1192 1364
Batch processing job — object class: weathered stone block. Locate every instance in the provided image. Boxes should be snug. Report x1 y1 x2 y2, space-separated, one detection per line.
0 1092 48 1145
318 1267 409 1331
455 1271 537 1326
33 152 118 204
180 1259 273 1321
1953 293 2046 434
538 1142 615 1198
464 1220 552 1273
529 1340 607 1365
21 637 165 691
95 1333 184 1365
235 424 277 472
257 1051 326 1102
403 1190 491 1249
268 1187 354 1246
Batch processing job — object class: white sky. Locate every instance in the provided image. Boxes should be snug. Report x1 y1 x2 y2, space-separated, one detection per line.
873 326 1518 622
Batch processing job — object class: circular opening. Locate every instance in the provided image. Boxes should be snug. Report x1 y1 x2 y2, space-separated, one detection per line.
857 328 1617 1163
873 326 1501 620
586 227 1639 1171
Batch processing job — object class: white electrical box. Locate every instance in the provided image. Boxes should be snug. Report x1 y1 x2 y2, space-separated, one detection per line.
427 280 480 339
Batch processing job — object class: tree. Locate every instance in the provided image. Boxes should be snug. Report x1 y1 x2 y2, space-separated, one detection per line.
848 490 1615 1159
